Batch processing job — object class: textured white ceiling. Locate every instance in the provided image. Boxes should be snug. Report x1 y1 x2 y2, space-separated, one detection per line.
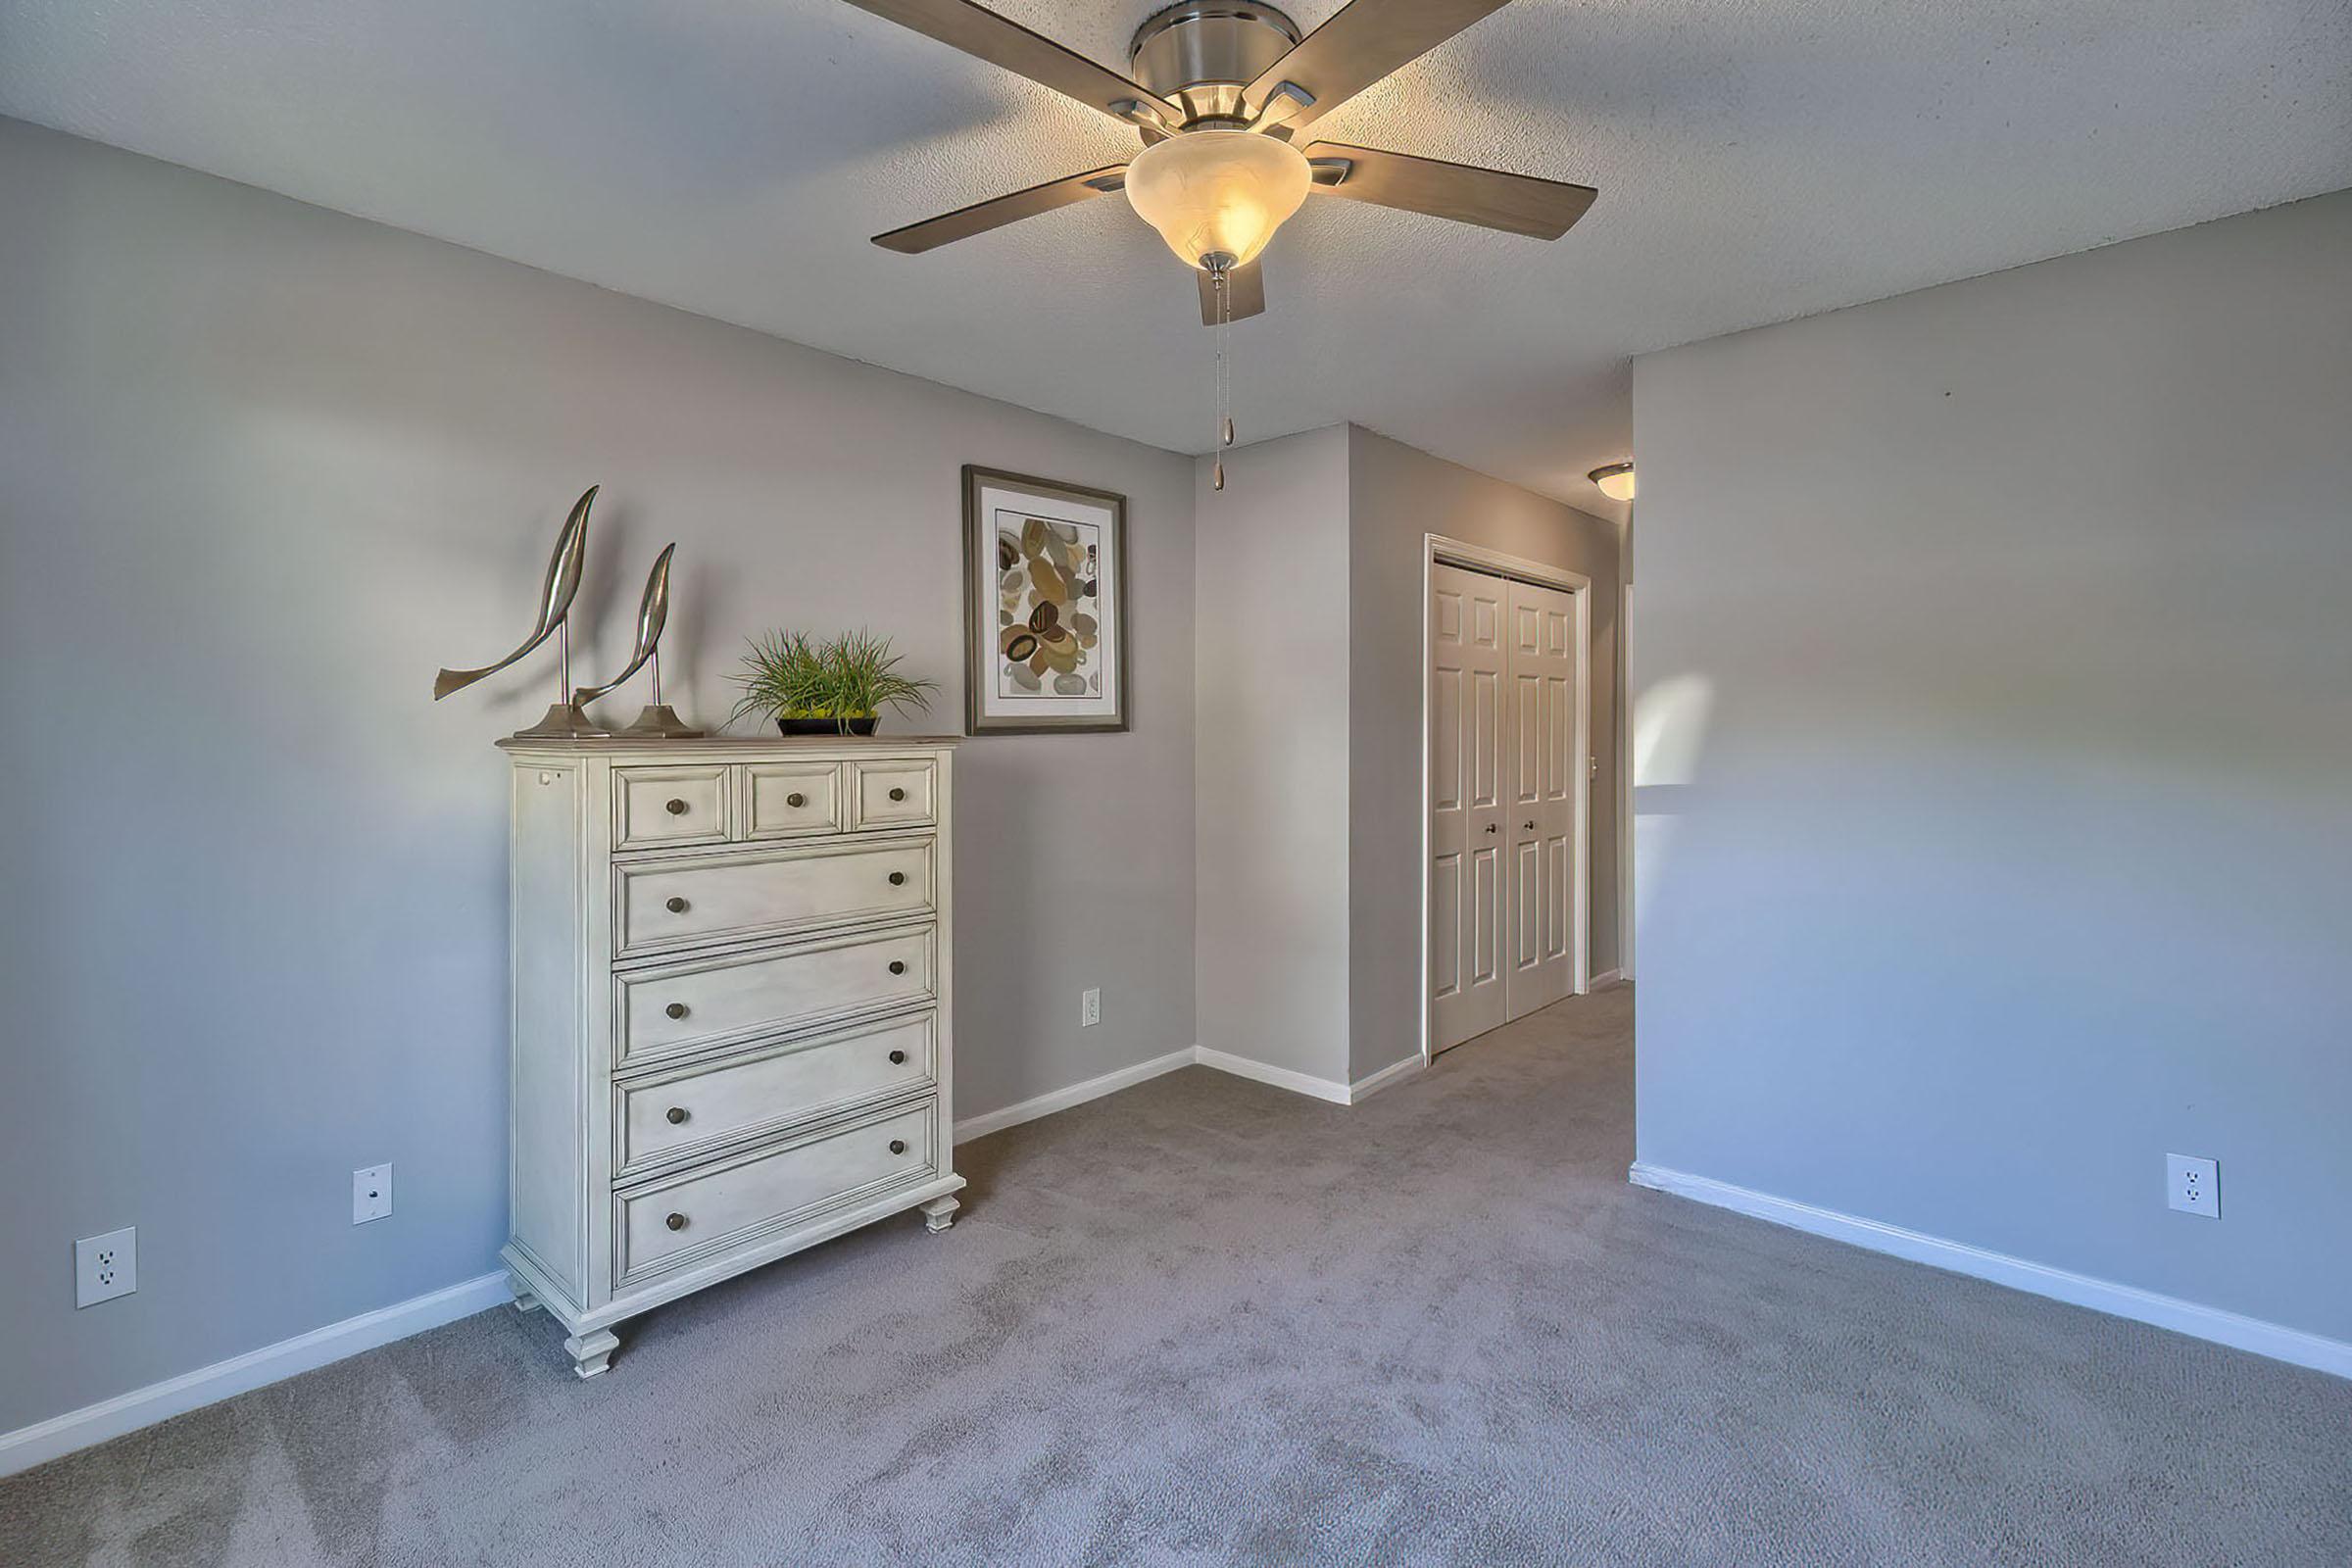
3 1 2347 514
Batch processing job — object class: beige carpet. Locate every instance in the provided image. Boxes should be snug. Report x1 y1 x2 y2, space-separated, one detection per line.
4 986 2348 1565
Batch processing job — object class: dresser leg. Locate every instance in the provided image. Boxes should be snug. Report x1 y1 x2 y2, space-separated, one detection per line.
564 1329 619 1379
920 1196 959 1233
508 1272 543 1315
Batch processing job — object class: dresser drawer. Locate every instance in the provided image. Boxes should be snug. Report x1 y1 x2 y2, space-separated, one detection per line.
616 1101 936 1283
614 765 730 849
744 761 842 839
614 1011 936 1176
616 924 935 1068
616 837 934 956
848 760 936 830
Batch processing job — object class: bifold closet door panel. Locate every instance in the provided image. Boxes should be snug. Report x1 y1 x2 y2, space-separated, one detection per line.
1504 577 1578 1020
1429 561 1511 1051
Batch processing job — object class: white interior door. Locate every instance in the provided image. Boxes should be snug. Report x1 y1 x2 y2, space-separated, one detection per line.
1504 578 1579 1019
1429 562 1509 1051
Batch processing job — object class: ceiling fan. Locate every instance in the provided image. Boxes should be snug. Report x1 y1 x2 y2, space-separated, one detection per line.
845 0 1597 325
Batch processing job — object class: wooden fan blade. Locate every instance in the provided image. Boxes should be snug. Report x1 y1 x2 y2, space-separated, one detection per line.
873 166 1128 253
1245 0 1516 132
838 0 1182 126
1303 142 1595 239
1197 262 1266 325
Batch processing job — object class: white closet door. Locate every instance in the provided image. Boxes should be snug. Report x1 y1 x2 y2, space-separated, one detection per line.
1429 563 1510 1051
1504 578 1579 1019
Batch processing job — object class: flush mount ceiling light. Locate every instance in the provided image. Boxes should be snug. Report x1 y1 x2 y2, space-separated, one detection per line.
852 0 1600 325
1589 463 1636 502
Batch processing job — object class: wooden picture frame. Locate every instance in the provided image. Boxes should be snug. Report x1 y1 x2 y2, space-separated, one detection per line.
961 466 1130 735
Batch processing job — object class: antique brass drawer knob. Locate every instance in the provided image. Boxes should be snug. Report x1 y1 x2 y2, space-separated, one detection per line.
665 1002 689 1020
665 798 689 815
889 1140 907 1155
786 792 806 808
888 1049 907 1065
665 896 688 913
665 1106 688 1125
889 787 907 802
889 960 906 976
665 1212 687 1232
889 870 906 886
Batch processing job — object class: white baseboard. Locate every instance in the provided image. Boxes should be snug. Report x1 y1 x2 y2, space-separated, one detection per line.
1348 1054 1425 1103
1195 1048 1433 1106
963 1043 1420 1132
0 1270 513 1479
1193 1047 1351 1105
955 1047 1196 1142
1587 968 1627 990
1627 1162 2352 1382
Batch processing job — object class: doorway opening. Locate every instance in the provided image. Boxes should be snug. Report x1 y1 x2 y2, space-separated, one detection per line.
1421 535 1592 1058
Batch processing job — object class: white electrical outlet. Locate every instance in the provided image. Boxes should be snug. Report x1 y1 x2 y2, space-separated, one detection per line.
1081 988 1101 1028
75 1227 136 1308
2167 1153 2219 1218
353 1163 394 1225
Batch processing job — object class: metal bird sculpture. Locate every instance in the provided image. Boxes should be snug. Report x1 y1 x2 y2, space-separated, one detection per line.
573 543 701 736
433 485 607 737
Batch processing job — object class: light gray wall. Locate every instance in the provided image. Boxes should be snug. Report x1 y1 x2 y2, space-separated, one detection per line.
0 118 1196 1434
1347 429 1622 1081
1192 427 1355 1083
1631 190 2352 1344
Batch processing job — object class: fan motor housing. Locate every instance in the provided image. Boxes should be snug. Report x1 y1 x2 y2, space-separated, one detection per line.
1130 1 1301 123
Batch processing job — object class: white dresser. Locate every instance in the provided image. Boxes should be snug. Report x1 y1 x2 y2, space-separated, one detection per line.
496 735 963 1376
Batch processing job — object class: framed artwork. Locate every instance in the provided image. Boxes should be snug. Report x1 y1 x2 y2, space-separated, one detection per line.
962 466 1129 734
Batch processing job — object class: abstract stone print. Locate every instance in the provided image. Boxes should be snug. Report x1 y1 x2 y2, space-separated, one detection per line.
994 511 1102 700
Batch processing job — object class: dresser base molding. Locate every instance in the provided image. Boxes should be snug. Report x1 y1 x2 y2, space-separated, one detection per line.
502 1171 966 1347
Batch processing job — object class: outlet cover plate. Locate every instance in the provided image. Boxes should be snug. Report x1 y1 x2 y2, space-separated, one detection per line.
75 1227 136 1308
353 1163 394 1225
2167 1153 2219 1218
1081 988 1101 1028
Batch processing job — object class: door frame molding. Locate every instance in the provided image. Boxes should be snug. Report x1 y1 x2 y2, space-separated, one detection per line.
1420 534 1592 1063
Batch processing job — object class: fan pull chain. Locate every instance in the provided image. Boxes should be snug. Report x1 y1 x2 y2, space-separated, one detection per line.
1211 260 1235 491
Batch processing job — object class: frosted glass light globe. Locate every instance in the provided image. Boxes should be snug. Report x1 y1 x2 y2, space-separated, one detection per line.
1125 129 1312 270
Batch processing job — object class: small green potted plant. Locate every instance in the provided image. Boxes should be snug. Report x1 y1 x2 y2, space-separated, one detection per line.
729 628 938 736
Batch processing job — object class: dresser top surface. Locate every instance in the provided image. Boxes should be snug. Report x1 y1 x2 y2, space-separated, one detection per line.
498 733 961 755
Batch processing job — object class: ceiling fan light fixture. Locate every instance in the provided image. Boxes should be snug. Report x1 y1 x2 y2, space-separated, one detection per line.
1125 129 1311 271
1589 462 1636 502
